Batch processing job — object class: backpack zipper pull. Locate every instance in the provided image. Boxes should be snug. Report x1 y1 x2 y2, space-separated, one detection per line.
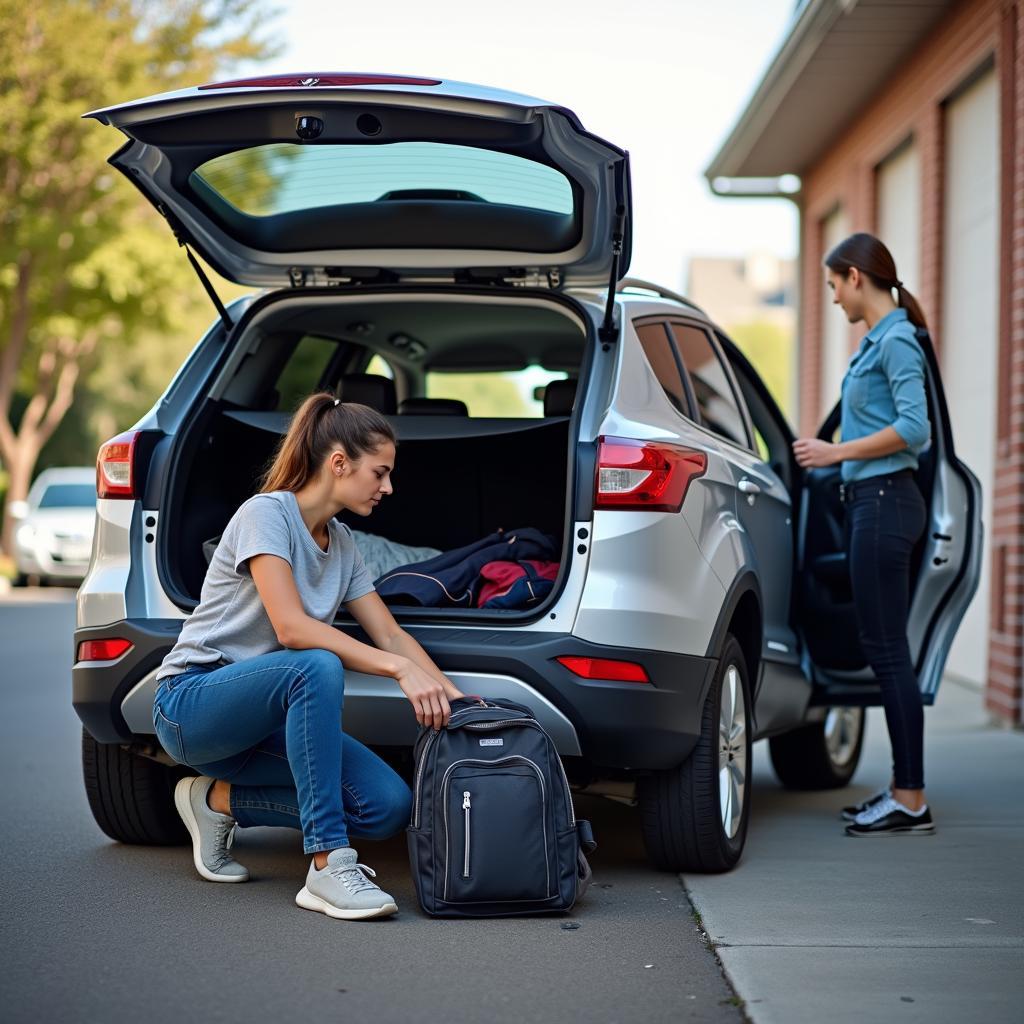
463 791 472 878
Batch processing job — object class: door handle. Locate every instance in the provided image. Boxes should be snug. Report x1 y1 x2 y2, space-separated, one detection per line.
738 478 761 495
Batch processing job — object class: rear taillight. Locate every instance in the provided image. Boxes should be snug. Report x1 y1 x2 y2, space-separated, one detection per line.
96 430 140 499
595 436 707 513
556 656 651 684
77 638 133 662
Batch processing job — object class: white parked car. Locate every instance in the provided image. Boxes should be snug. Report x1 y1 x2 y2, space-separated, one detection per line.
12 467 97 585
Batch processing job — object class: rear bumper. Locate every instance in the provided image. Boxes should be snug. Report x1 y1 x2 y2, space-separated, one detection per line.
72 619 715 772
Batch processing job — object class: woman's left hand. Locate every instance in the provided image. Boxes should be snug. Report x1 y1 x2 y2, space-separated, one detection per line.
792 438 840 468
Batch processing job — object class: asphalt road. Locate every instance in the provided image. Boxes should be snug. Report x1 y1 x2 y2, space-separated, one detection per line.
0 592 743 1024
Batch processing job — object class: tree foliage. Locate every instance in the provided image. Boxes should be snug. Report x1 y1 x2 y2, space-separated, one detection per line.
725 319 795 420
0 0 278 552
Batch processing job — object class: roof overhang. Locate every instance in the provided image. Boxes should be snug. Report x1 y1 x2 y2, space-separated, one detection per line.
705 0 959 190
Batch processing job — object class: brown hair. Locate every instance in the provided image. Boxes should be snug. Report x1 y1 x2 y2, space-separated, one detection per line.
824 231 929 331
260 393 396 493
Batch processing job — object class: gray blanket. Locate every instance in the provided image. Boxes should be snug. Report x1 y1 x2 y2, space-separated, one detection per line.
201 528 441 584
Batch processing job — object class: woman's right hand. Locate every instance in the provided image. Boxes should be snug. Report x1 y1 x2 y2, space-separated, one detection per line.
395 660 452 731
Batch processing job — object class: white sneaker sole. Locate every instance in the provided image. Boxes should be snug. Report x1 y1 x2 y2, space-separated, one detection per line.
295 886 398 920
174 776 249 883
845 823 935 837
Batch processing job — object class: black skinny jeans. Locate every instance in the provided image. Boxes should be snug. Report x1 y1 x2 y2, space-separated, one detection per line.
844 472 928 790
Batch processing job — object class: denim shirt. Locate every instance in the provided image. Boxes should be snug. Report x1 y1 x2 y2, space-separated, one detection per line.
840 308 930 483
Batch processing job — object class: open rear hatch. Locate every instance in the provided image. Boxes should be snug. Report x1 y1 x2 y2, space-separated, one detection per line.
84 72 631 290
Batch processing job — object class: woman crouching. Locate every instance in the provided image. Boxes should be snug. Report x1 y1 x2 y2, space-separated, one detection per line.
152 393 463 919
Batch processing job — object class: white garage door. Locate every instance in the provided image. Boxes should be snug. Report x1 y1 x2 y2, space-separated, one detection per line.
941 68 999 686
877 141 921 295
820 206 851 420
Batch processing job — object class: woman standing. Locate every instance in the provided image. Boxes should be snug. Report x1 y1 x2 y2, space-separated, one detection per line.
793 232 934 837
153 393 463 918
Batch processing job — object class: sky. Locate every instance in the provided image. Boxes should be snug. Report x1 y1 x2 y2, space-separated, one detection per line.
234 0 801 291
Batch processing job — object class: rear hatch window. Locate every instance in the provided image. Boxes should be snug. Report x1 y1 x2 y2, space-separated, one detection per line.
193 142 575 220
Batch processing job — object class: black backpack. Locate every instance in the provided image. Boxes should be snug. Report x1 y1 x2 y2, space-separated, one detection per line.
407 696 596 917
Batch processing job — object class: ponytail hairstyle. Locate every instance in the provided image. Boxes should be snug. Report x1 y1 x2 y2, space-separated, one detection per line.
824 231 929 331
260 392 397 494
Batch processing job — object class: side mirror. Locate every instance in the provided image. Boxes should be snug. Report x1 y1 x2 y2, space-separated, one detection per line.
7 500 29 520
533 385 547 402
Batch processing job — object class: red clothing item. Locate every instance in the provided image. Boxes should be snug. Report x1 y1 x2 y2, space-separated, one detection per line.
476 559 559 608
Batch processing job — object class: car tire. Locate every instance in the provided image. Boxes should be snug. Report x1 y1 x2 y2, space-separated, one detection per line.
82 728 188 845
638 635 752 873
768 707 865 790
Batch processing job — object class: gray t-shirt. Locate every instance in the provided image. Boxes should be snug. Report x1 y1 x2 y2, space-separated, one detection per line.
156 490 374 681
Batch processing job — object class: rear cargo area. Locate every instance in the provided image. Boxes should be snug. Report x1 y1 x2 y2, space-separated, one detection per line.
159 291 590 618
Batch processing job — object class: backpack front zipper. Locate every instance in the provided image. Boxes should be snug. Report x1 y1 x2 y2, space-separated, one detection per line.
463 791 472 878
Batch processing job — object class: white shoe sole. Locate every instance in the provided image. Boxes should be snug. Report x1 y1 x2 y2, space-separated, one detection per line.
295 886 398 920
845 824 935 837
174 776 249 883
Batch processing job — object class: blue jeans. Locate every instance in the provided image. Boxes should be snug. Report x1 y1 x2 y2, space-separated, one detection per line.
844 472 928 790
152 648 412 854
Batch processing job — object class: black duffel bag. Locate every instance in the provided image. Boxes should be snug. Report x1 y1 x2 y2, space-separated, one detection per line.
407 696 596 917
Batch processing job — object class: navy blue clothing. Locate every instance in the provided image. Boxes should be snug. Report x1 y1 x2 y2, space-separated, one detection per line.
375 528 559 607
845 472 928 789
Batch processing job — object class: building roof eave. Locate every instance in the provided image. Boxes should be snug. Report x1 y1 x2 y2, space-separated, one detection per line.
705 0 959 184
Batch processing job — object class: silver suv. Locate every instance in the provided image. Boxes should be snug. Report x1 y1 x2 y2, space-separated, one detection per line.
74 74 982 872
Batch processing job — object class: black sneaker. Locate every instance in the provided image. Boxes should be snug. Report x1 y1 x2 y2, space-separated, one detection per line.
844 796 935 837
840 787 890 822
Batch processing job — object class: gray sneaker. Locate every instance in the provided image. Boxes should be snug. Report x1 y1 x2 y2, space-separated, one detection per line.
174 775 249 883
295 847 398 920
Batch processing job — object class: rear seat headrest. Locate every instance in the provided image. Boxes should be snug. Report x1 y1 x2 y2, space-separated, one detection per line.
543 378 577 417
335 373 397 415
398 397 469 416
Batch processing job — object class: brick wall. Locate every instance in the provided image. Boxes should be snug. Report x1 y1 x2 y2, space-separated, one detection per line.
989 0 1024 723
795 0 1024 724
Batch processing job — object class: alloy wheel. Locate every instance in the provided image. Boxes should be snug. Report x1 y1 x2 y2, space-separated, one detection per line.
718 663 747 839
823 707 864 769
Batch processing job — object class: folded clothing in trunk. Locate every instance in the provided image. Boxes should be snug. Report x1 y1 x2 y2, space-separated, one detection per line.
201 527 442 579
376 527 559 608
477 560 559 609
350 530 441 581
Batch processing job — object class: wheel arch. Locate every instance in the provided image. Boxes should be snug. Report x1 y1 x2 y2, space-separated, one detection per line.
706 572 762 690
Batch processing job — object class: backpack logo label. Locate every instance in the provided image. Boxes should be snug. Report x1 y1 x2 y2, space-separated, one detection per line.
479 738 504 747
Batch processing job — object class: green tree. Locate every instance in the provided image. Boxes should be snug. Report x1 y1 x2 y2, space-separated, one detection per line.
0 0 278 555
725 319 795 420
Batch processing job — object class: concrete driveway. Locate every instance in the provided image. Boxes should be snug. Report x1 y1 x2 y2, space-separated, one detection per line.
684 679 1024 1023
0 591 743 1024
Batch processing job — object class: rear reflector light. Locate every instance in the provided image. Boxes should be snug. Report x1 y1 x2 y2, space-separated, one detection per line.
78 639 133 662
595 436 707 513
556 656 651 684
199 73 442 90
96 430 139 499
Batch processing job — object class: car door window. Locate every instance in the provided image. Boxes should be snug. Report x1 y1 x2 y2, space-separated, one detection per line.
669 323 750 448
715 330 795 487
274 335 340 411
634 322 690 416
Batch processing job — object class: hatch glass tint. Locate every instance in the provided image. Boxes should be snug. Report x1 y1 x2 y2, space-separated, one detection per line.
191 142 575 218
